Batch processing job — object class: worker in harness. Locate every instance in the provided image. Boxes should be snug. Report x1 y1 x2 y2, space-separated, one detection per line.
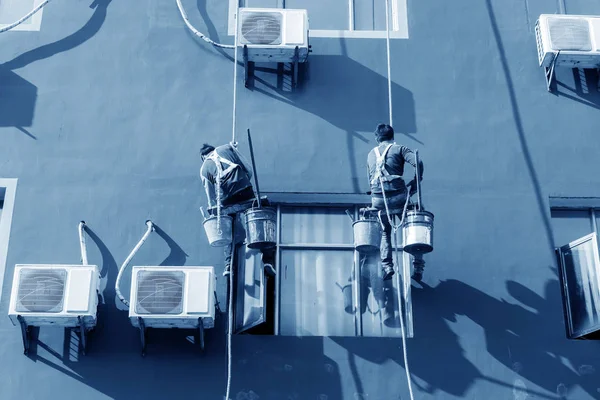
367 124 424 281
200 143 276 277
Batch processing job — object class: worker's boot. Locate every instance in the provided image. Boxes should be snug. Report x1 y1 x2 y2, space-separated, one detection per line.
382 265 395 281
412 256 425 282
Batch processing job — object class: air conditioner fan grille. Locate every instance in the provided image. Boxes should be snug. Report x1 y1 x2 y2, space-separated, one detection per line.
548 18 592 51
135 271 184 314
240 12 282 45
16 269 67 313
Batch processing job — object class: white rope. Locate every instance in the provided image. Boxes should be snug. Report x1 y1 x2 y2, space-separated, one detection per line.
78 221 89 265
231 6 240 148
385 0 393 127
115 220 154 307
225 3 241 399
379 176 415 400
225 243 234 400
175 0 235 49
0 0 52 33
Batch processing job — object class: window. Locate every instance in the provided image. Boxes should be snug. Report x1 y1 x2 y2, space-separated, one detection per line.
0 0 45 32
233 198 413 337
0 179 18 301
551 200 600 339
229 0 409 40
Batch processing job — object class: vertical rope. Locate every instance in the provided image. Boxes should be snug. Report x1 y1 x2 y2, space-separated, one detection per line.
231 3 240 147
385 0 393 127
226 4 241 399
379 176 414 400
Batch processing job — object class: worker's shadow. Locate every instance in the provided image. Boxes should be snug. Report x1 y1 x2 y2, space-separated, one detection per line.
0 0 112 135
333 274 600 399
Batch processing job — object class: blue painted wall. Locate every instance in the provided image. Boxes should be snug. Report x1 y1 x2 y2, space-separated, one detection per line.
1 0 600 399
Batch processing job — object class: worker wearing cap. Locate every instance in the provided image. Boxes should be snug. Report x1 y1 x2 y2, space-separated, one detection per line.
200 143 276 277
367 124 423 280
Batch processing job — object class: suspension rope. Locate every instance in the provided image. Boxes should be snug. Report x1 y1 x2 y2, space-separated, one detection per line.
225 234 235 400
378 175 414 400
231 6 240 147
225 3 241 399
385 0 393 127
175 0 235 49
0 0 52 33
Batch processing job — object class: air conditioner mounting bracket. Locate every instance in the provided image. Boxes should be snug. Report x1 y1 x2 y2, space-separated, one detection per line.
242 45 303 89
17 315 89 356
137 317 206 357
545 52 558 92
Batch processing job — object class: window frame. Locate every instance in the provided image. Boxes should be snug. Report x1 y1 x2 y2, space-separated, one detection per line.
0 179 18 304
228 0 409 40
550 199 600 339
0 0 45 32
234 192 413 338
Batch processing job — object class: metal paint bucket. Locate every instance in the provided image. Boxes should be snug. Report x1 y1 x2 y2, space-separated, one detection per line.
402 210 434 255
352 218 382 253
244 207 277 249
203 215 233 247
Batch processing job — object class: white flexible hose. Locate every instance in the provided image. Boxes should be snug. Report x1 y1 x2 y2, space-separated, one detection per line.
116 220 154 307
175 0 235 49
0 0 52 33
78 221 89 265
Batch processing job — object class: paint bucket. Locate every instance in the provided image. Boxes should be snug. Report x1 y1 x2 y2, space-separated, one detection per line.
352 218 382 253
203 215 233 247
402 210 434 255
244 207 277 249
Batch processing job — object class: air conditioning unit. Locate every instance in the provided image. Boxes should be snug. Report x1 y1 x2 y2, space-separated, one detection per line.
237 8 309 63
8 264 100 328
536 14 600 69
129 266 216 329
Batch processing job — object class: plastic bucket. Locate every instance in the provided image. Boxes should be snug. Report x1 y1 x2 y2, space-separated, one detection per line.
352 219 382 253
203 215 233 247
244 207 277 249
402 210 434 255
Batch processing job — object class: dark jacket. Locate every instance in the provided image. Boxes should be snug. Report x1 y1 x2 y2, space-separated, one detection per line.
200 144 253 208
367 141 423 195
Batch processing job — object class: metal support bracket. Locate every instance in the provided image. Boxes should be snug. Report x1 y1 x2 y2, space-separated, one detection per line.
545 52 558 92
17 315 31 355
138 317 147 357
197 317 205 352
77 316 87 355
292 46 299 88
243 45 255 88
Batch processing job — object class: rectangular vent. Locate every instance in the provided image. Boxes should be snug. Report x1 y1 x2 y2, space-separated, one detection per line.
548 18 592 51
239 11 283 45
135 270 184 315
16 268 67 313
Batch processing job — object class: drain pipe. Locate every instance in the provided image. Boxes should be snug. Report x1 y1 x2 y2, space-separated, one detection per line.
116 220 155 307
78 221 89 265
0 0 52 33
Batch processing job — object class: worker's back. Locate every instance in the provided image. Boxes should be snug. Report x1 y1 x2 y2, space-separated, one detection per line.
201 144 252 201
367 142 411 194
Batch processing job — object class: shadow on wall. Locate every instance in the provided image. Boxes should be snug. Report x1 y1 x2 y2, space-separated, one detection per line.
333 275 600 399
0 0 112 133
23 226 344 399
555 68 600 109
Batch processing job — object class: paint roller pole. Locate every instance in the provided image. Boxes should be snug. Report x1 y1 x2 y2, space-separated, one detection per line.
415 150 422 211
247 129 262 208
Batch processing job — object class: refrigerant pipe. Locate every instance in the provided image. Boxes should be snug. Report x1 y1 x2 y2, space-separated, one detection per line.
78 221 89 265
0 0 52 33
116 220 155 307
175 0 235 49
